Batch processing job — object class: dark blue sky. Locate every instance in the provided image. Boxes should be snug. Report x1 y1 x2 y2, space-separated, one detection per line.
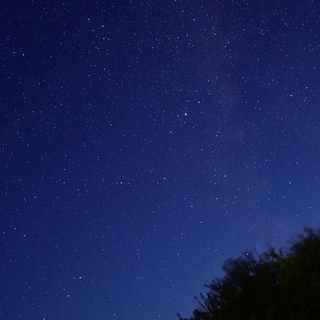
1 1 320 319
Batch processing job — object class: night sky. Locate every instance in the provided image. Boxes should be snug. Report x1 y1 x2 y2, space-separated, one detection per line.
1 0 320 319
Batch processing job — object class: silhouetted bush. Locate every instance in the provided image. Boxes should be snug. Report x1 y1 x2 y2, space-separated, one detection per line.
178 227 320 320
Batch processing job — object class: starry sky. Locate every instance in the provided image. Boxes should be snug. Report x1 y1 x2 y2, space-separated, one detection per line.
1 0 320 319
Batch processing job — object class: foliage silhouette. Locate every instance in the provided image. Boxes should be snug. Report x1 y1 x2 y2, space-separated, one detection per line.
178 227 320 320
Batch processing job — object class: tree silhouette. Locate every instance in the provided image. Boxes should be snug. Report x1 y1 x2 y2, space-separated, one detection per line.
178 227 320 320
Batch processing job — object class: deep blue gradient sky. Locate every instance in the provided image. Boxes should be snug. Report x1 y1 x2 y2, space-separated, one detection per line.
1 1 320 319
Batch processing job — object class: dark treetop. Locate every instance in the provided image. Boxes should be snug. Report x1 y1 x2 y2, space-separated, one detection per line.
178 227 320 320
